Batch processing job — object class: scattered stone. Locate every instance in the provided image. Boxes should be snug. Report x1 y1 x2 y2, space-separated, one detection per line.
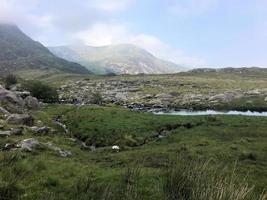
6 114 34 126
45 142 72 157
24 96 41 110
0 131 11 137
10 128 23 135
30 126 50 135
16 138 40 151
112 145 120 152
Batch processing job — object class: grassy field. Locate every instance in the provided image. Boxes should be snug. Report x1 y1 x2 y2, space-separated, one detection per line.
1 104 266 199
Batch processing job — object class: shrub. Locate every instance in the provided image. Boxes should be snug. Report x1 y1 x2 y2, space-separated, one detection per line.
22 80 58 103
91 92 103 105
4 74 17 89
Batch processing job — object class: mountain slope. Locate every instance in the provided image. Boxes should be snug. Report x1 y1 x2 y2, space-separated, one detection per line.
49 44 186 75
0 24 91 75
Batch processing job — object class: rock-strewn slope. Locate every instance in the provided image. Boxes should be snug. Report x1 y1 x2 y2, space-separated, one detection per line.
58 74 267 111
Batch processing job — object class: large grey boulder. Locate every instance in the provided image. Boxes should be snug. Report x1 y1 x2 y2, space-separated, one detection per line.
0 86 24 113
6 114 34 126
24 96 41 110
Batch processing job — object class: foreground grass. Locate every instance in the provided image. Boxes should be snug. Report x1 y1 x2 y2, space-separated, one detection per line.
0 104 267 199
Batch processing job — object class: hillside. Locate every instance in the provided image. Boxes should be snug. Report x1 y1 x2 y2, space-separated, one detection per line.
187 67 267 78
0 24 91 75
49 44 187 75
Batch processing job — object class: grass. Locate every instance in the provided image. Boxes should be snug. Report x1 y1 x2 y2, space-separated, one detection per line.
0 104 267 199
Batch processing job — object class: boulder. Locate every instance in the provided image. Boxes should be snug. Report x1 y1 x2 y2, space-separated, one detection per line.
0 86 24 113
264 97 267 102
16 138 40 151
24 96 41 110
45 142 72 157
30 126 50 135
6 114 34 126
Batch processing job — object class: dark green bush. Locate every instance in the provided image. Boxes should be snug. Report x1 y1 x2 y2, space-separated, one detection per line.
4 74 17 89
22 80 58 103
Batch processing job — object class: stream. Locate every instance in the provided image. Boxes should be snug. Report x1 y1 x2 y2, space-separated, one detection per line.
154 110 267 117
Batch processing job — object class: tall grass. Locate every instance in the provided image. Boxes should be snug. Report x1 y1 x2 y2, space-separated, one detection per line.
163 158 266 200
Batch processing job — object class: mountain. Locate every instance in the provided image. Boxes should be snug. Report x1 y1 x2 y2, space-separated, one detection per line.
49 44 187 75
0 24 91 75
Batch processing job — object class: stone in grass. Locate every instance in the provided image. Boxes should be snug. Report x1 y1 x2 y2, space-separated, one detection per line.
16 138 40 151
30 126 50 135
45 142 72 157
6 114 34 126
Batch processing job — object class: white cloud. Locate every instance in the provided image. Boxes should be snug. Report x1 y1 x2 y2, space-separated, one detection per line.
72 23 205 67
169 0 218 15
88 0 133 12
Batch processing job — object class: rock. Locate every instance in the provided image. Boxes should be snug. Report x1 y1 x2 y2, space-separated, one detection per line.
155 93 173 99
0 106 10 115
0 131 12 137
16 138 40 151
30 126 50 135
3 143 16 151
10 128 23 135
112 145 120 152
24 96 41 110
14 91 31 99
6 114 34 126
45 142 72 157
0 86 24 113
264 97 267 102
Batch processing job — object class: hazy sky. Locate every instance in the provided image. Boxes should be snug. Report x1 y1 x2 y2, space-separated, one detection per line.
0 0 266 67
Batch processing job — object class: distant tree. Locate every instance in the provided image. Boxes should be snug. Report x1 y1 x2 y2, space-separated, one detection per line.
4 73 17 89
91 92 103 105
22 80 58 103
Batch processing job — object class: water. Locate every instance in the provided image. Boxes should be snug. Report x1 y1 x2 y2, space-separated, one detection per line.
154 110 267 117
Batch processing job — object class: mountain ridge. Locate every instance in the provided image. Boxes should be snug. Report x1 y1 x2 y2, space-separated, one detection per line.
0 24 91 75
49 44 187 75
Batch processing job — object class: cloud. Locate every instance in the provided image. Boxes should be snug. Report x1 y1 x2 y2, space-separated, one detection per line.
88 0 134 12
169 0 218 15
0 0 205 67
72 23 205 67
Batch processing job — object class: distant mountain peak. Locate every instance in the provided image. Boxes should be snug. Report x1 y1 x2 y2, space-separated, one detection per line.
49 44 187 75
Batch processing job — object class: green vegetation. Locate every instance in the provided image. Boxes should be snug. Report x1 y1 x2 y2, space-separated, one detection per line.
1 104 266 199
22 80 58 102
4 73 17 89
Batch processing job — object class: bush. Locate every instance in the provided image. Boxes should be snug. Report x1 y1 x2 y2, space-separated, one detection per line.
22 80 58 103
4 74 17 89
91 92 103 105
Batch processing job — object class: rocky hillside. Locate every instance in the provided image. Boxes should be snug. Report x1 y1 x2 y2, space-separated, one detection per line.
188 67 267 78
0 24 91 75
49 44 187 75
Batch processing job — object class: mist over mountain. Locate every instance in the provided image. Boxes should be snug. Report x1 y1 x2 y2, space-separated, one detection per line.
0 24 91 75
49 44 187 75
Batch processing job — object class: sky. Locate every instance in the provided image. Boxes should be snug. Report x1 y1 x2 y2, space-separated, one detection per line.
0 0 266 68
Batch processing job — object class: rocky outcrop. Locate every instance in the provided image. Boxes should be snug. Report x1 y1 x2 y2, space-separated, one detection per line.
6 114 34 126
0 86 24 113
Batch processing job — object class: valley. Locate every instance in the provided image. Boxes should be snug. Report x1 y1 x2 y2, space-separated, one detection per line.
0 21 266 200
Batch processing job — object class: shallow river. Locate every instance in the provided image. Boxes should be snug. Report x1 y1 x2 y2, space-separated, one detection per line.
154 110 267 117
